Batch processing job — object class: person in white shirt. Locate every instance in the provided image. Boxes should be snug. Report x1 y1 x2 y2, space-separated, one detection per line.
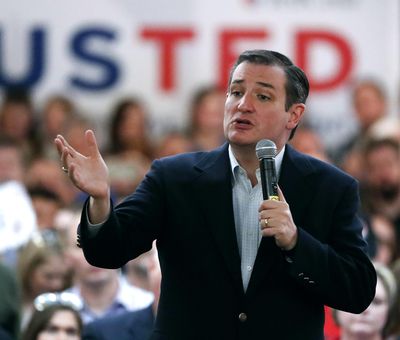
0 136 37 267
63 212 153 324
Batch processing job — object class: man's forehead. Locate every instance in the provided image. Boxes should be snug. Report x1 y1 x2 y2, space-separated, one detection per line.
230 62 286 87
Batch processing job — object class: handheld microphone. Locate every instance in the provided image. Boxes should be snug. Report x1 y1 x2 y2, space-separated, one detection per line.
255 139 279 201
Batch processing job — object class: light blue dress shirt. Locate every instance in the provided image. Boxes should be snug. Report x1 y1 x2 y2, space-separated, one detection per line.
228 145 284 291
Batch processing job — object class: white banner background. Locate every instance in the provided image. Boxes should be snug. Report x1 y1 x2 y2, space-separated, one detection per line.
0 0 399 151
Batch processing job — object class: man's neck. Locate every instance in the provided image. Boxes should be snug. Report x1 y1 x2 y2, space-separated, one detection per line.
230 144 260 186
230 142 285 187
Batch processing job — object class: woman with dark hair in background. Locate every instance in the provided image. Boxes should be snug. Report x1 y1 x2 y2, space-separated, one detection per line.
22 292 83 340
105 98 153 201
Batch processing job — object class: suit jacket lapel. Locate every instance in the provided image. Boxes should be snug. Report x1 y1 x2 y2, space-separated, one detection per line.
279 145 314 224
246 145 314 297
192 144 244 296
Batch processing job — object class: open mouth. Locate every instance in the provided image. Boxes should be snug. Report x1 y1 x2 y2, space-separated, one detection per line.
233 118 252 126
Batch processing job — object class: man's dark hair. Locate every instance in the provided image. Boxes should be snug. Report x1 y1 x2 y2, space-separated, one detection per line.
4 86 31 106
363 137 400 158
28 186 62 204
228 50 309 139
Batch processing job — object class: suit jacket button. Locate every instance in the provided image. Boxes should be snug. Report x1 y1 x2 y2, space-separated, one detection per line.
238 313 247 322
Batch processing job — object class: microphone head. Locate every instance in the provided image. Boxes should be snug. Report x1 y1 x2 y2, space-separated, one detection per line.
256 139 277 159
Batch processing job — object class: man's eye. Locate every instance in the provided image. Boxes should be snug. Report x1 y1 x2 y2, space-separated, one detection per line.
257 94 270 101
230 90 242 97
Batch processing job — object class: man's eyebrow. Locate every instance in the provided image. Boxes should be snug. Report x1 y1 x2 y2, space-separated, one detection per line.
230 79 276 90
256 81 275 90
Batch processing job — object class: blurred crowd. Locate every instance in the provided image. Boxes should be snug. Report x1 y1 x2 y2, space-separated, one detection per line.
0 77 400 339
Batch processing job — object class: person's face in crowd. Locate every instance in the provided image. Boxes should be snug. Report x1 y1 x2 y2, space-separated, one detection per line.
44 101 70 138
290 128 329 162
1 103 32 140
65 225 115 287
371 215 396 265
353 84 386 130
30 255 68 298
25 159 78 206
118 105 146 146
37 310 80 340
31 196 60 230
0 146 23 182
337 277 389 337
224 62 303 152
194 91 225 132
365 145 400 201
156 134 192 158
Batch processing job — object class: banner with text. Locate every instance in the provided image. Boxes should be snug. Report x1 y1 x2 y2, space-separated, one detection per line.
0 0 399 150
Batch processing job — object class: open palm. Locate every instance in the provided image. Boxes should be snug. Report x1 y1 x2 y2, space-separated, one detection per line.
55 130 109 200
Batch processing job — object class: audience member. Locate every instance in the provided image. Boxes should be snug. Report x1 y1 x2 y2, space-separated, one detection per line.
0 262 21 340
63 213 153 324
108 98 154 158
388 259 400 338
340 147 365 182
360 138 400 243
82 245 160 339
289 124 330 162
0 136 37 267
22 292 83 340
25 158 80 208
334 79 389 181
370 214 398 265
123 251 153 292
0 87 40 162
28 186 63 231
155 131 193 158
333 79 388 165
18 230 71 330
335 263 397 340
104 98 153 200
187 85 225 151
324 213 395 340
0 135 25 182
39 95 76 161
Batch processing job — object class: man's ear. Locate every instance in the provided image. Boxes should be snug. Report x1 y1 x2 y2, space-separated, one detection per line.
286 103 305 130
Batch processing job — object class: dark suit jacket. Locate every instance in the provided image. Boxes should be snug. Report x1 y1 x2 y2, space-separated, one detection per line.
82 305 154 340
79 144 376 340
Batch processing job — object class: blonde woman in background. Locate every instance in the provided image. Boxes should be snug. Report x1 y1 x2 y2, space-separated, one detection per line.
18 231 71 330
336 263 397 340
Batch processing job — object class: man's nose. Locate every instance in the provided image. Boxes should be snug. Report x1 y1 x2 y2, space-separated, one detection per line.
237 94 254 112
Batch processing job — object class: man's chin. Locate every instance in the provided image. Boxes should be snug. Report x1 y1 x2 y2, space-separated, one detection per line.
227 135 257 148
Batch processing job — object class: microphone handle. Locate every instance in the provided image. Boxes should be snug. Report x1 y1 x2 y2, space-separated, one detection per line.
260 157 279 201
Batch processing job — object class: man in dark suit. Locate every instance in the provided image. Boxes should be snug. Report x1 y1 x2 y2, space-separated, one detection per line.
55 49 376 340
